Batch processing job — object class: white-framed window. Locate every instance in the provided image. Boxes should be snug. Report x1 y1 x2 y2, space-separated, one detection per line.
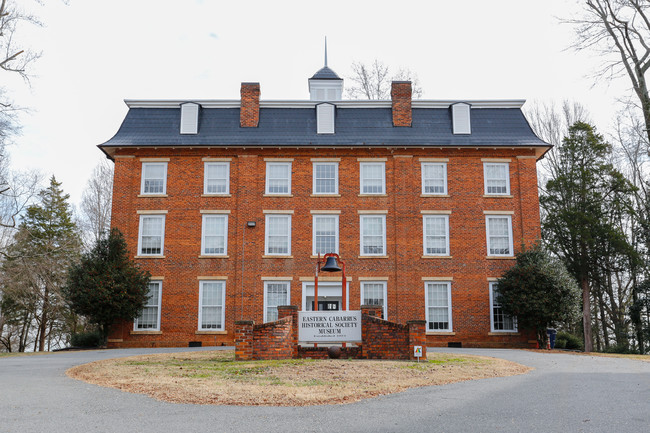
134 281 162 330
198 280 225 331
425 281 452 331
313 214 339 255
484 163 510 195
361 281 387 319
141 162 167 195
265 214 291 255
421 163 447 195
266 162 291 195
360 162 385 194
486 215 513 256
313 162 338 195
264 281 290 323
201 214 228 255
204 162 229 194
423 215 450 256
317 103 335 134
138 215 165 256
489 282 517 332
360 215 386 256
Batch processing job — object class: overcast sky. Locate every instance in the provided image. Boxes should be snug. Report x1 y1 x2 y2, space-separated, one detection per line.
5 0 631 208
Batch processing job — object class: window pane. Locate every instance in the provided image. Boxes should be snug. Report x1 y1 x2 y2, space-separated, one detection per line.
363 283 384 307
267 216 290 254
203 216 226 255
206 163 228 194
423 163 446 194
267 163 290 194
485 164 508 194
143 164 165 194
491 284 517 331
201 282 224 329
427 283 450 330
424 216 448 255
362 216 384 255
361 163 384 194
140 216 163 255
265 282 289 322
488 217 511 255
314 163 337 194
137 282 160 329
314 216 337 254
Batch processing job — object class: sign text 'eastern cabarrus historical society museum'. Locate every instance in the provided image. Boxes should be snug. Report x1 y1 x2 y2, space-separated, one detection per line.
298 311 362 343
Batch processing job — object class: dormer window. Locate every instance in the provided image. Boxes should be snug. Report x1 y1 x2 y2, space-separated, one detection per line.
317 103 335 134
452 103 471 135
180 102 199 134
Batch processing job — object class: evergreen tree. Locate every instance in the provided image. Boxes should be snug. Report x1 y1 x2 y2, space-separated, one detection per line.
497 246 581 348
63 228 150 344
0 176 80 351
541 121 635 352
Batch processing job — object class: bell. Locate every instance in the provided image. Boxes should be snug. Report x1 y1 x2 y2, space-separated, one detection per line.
321 256 342 272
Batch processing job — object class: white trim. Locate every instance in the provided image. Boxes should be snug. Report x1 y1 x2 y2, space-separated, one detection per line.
263 280 291 323
360 281 388 320
265 161 292 195
200 209 231 214
203 161 230 195
180 102 199 135
421 162 448 195
137 214 165 256
452 103 471 135
312 161 339 195
317 103 335 134
264 214 292 256
483 162 511 195
137 210 168 214
423 214 450 257
201 214 228 256
198 280 226 331
125 99 527 109
486 215 514 257
134 281 162 331
301 281 350 311
357 210 388 214
424 281 453 332
360 214 386 256
263 209 294 214
312 214 339 255
489 282 518 332
140 162 168 195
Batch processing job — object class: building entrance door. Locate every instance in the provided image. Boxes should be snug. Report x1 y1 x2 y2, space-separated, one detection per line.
311 300 340 311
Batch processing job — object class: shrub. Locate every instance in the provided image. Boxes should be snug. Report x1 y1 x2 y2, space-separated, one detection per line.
557 331 583 350
70 330 103 348
554 338 567 349
603 343 632 354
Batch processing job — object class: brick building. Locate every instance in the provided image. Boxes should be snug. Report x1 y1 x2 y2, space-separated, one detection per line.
99 60 550 348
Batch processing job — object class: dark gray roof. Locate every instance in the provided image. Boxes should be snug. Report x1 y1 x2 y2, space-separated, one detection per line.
310 66 342 80
99 106 549 151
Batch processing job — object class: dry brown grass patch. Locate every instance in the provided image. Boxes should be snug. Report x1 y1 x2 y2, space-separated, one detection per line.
67 351 531 406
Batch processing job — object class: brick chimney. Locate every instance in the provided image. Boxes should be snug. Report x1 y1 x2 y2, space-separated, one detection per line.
240 82 260 127
391 81 412 127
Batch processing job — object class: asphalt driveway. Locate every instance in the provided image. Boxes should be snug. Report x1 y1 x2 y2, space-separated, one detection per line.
1 347 649 433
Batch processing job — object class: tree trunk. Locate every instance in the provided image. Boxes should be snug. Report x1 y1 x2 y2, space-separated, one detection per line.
582 276 593 352
38 286 49 352
597 285 609 350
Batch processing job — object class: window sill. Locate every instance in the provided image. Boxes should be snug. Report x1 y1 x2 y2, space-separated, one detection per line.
130 331 162 335
358 194 387 197
201 193 232 197
426 332 456 336
420 194 450 198
310 194 341 197
195 330 227 335
198 255 229 259
138 194 168 198
488 332 519 336
264 194 293 197
134 255 166 259
107 339 123 343
421 255 453 259
310 254 341 258
483 194 513 198
263 255 294 259
486 256 515 260
358 255 389 259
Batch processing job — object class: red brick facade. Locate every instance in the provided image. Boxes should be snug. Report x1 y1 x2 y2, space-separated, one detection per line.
106 145 540 348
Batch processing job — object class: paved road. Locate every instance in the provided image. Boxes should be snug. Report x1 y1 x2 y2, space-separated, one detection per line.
1 347 649 433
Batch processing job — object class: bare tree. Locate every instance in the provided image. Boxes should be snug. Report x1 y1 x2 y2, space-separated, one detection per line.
346 59 424 100
80 159 113 248
570 0 650 147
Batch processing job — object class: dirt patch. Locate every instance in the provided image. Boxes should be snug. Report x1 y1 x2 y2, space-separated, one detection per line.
67 351 531 406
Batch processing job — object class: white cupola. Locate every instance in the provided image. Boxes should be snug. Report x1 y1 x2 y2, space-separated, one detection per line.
308 38 344 101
